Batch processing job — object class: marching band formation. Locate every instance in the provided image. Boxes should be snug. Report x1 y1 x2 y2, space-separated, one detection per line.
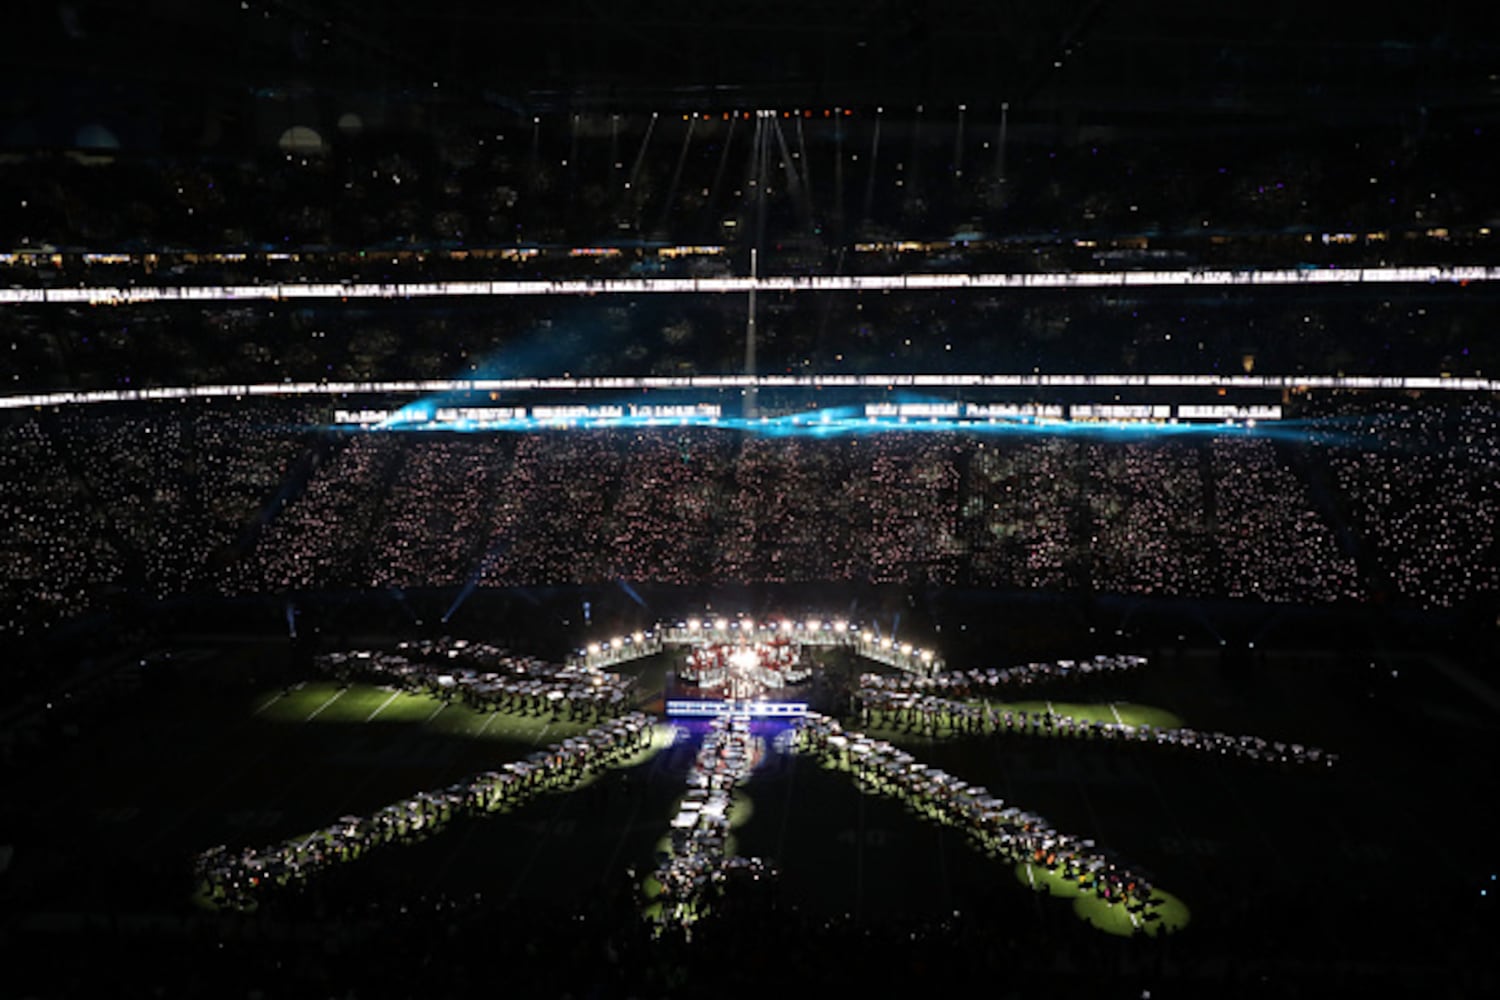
793 712 1160 914
315 639 633 720
856 657 1337 768
191 633 1337 930
859 654 1149 698
195 713 656 910
647 713 775 927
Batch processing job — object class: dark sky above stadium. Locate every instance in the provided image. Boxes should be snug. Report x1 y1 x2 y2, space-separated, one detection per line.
3 1 1495 120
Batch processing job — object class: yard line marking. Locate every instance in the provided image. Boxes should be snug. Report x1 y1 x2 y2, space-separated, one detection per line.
365 690 402 722
1108 703 1127 727
254 691 285 715
1025 863 1037 890
475 711 501 737
424 701 448 723
304 687 346 722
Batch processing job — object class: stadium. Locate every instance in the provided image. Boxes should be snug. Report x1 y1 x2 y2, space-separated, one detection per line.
3 2 1499 996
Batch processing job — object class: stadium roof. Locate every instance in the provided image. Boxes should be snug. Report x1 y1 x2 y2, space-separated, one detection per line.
4 1 1495 135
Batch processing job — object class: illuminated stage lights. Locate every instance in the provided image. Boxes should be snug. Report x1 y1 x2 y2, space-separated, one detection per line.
571 616 934 673
577 629 664 667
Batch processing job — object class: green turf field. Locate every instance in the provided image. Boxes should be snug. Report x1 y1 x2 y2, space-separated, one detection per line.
257 680 590 744
1016 862 1191 936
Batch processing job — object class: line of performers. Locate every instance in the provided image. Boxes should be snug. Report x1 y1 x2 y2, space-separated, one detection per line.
859 653 1149 699
857 678 1336 769
647 712 775 927
315 641 633 720
794 712 1159 913
195 712 656 911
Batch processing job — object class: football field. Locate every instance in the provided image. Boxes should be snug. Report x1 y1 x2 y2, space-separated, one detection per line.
14 640 1498 957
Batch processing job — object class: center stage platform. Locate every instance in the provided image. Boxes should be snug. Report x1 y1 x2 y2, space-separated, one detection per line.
665 698 809 719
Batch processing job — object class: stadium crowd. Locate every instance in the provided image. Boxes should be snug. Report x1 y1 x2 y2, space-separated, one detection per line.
6 401 1499 640
1309 399 1500 608
8 11 1500 996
